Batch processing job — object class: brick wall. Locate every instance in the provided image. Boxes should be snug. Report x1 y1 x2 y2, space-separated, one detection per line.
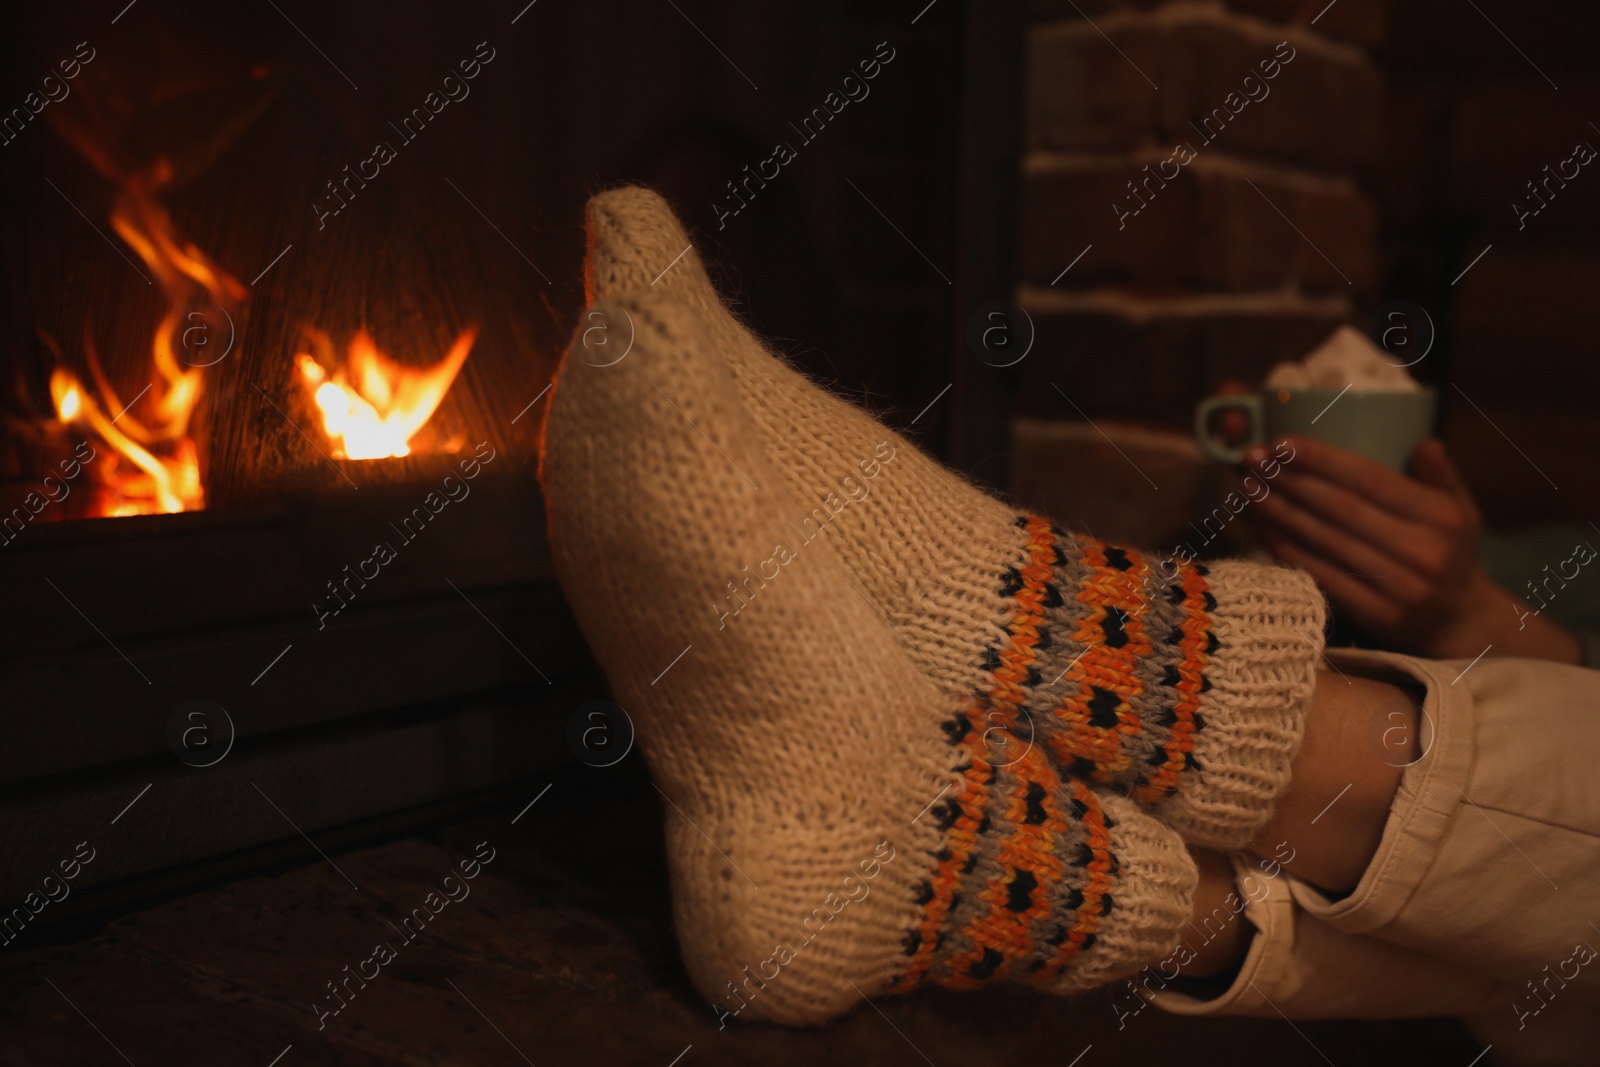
1009 0 1387 546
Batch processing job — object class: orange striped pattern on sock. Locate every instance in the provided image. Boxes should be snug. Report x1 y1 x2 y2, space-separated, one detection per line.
891 706 994 992
935 517 1063 985
894 520 1056 989
1027 778 1117 982
1131 560 1210 804
895 516 1206 992
984 515 1058 725
941 741 1067 987
1045 537 1156 780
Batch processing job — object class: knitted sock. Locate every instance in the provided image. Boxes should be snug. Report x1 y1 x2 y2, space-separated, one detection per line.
539 290 1195 1024
581 187 1328 850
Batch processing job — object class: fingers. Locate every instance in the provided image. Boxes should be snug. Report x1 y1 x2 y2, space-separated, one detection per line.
1259 461 1420 556
1259 529 1406 633
1244 436 1484 651
1249 436 1471 563
1410 439 1478 514
1273 435 1452 525
1252 492 1434 607
1245 446 1445 576
1253 471 1458 603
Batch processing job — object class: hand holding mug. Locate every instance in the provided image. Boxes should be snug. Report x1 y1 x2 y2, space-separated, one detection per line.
1243 435 1582 664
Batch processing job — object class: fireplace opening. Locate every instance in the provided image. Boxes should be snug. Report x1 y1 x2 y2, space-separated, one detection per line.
1 0 986 974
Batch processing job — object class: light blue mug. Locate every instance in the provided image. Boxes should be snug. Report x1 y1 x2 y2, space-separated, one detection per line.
1194 387 1437 471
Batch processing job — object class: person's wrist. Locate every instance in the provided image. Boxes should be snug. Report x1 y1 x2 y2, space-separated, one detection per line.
1425 568 1585 664
1424 566 1509 660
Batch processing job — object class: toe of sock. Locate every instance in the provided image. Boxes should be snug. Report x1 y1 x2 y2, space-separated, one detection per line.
584 186 713 303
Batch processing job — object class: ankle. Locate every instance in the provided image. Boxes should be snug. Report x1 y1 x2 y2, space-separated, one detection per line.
1180 849 1254 978
1249 670 1417 895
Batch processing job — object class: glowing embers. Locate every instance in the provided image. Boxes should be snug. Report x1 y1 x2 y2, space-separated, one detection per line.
296 327 476 460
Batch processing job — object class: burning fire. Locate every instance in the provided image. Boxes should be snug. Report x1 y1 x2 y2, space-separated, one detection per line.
33 172 473 516
295 328 476 459
49 367 203 516
48 180 240 516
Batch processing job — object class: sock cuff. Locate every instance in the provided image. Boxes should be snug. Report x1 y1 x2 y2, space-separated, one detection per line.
1046 791 1200 996
967 518 1327 851
1163 559 1326 848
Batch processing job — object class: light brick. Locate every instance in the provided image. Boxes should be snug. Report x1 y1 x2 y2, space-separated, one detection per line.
1019 157 1378 292
1031 0 1389 48
1011 291 1350 427
1029 15 1382 170
1011 417 1211 548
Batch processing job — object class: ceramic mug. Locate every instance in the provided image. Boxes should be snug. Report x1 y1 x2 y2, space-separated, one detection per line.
1194 386 1437 470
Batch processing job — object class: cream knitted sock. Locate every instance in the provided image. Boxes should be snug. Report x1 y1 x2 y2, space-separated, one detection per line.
581 187 1328 851
539 290 1195 1024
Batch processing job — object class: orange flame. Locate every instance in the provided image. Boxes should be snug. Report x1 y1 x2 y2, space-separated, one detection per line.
296 328 475 459
50 366 203 516
48 182 241 516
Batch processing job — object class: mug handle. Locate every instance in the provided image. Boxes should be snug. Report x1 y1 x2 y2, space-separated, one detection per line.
1194 395 1263 464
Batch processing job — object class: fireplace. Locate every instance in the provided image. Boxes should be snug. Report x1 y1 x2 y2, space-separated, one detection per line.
0 0 1015 921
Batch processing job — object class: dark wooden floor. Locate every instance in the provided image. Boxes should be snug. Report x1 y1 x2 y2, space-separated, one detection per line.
1 771 1479 1066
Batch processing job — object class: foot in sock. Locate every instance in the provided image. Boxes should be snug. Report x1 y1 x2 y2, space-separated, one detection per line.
582 186 1328 850
538 289 1195 1023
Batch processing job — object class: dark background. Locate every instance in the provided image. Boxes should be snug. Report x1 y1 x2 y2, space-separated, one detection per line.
1381 0 1600 526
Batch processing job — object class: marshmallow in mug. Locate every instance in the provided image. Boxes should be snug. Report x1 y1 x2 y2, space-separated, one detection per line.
1264 325 1421 393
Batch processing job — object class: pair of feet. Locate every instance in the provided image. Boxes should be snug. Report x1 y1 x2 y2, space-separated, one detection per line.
539 188 1326 1024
